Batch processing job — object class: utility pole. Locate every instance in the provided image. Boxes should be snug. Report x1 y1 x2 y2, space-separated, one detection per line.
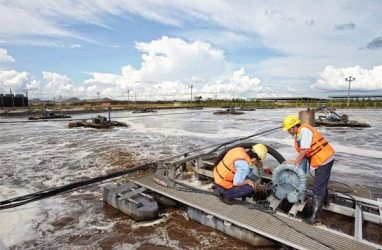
345 76 355 108
188 85 193 102
127 90 130 105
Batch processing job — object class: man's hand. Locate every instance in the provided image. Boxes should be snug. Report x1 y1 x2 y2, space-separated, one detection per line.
284 149 308 166
284 160 298 165
244 179 255 189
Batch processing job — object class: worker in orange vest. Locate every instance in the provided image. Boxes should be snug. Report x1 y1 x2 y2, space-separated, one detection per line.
283 115 335 225
213 144 268 205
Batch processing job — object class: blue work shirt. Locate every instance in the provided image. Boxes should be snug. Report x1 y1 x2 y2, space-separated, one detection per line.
233 159 250 185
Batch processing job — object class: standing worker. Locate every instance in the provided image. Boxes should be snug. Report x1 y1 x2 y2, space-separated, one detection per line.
282 115 335 225
213 144 268 205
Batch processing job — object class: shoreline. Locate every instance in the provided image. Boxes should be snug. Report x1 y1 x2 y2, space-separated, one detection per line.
1 106 381 117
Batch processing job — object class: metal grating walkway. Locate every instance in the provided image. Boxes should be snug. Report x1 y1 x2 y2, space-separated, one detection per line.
133 174 376 250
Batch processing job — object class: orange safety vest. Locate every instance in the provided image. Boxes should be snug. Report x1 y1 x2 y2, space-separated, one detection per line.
213 147 251 189
294 123 335 168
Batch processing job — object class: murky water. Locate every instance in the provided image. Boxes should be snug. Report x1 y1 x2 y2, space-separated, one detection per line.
0 108 381 249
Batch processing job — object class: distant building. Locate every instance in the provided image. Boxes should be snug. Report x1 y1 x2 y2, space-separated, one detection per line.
0 93 28 107
328 95 382 101
248 97 326 102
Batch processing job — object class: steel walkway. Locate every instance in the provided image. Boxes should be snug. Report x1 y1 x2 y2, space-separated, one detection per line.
133 173 377 250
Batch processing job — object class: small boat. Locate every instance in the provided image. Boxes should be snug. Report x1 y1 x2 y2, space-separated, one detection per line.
186 106 203 110
239 106 256 111
68 115 127 129
132 108 157 113
315 111 370 127
28 112 71 120
213 107 244 115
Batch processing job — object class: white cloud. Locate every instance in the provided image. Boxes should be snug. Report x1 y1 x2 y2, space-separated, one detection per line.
77 36 229 100
2 1 379 56
70 44 82 49
2 33 381 100
311 65 382 91
31 37 269 101
200 68 272 99
26 80 41 94
42 72 76 96
177 30 252 49
1 1 381 99
135 36 227 81
83 72 120 86
0 70 30 93
0 48 15 63
0 2 76 44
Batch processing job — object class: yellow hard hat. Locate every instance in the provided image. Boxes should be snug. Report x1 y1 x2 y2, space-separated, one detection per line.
251 144 268 161
283 115 300 130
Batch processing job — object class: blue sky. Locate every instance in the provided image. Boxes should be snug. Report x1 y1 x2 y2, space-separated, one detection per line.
0 0 381 101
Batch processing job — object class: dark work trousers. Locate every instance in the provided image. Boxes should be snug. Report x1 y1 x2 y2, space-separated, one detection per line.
214 182 254 200
313 159 334 196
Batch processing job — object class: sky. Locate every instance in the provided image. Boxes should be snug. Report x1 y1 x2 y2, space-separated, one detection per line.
0 0 381 101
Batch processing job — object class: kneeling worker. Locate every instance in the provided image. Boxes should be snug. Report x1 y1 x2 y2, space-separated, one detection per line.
213 144 268 205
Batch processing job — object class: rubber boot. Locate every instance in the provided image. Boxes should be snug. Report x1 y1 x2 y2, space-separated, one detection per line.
304 195 325 225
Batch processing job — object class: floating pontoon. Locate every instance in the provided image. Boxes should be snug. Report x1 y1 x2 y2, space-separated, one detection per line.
103 142 382 249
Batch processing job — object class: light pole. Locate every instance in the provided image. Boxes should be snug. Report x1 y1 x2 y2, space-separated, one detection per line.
97 92 100 106
188 85 193 102
345 76 355 108
127 90 130 105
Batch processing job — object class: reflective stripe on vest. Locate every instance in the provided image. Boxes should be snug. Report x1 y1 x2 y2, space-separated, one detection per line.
294 124 335 168
213 147 251 189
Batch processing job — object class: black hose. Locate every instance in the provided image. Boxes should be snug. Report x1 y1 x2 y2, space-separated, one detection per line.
212 142 285 168
0 126 283 210
0 163 156 210
0 125 282 209
267 212 335 250
206 126 283 155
